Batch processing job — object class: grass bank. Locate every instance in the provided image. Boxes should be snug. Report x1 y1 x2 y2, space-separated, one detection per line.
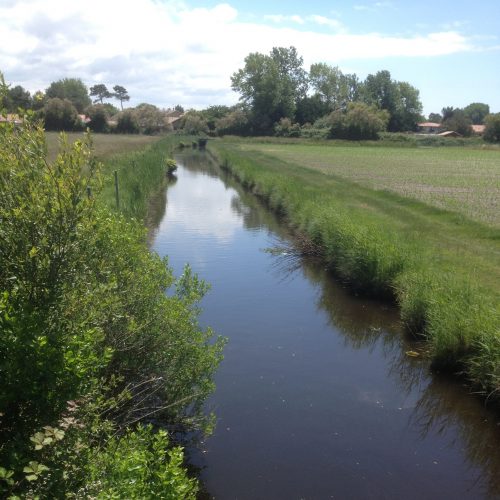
99 134 183 219
45 131 161 162
210 138 500 401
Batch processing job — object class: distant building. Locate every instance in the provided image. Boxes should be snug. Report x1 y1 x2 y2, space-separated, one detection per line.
437 130 462 138
0 114 23 126
165 111 184 130
471 124 486 135
416 122 443 134
78 114 91 125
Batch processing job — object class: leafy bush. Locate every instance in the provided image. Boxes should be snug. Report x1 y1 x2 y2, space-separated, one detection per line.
329 102 389 140
0 79 224 496
116 109 140 134
42 97 82 131
274 117 301 137
86 104 109 133
215 108 250 136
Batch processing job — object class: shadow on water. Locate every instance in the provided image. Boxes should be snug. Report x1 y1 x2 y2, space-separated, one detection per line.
151 150 500 499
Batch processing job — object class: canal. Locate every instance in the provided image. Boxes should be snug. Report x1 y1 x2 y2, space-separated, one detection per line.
150 151 500 499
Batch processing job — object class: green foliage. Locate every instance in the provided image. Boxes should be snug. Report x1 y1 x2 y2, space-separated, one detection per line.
361 70 422 131
442 109 472 136
464 102 490 125
484 113 500 143
215 108 250 136
4 85 32 112
83 425 198 499
428 112 442 123
86 104 109 132
180 111 209 135
116 109 140 134
328 102 389 140
295 94 330 126
274 117 301 137
45 78 91 113
0 108 223 497
309 63 359 111
200 105 231 132
42 97 82 130
231 46 307 134
134 103 166 134
90 84 112 104
113 85 130 110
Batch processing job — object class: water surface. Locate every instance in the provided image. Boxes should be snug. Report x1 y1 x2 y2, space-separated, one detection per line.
151 151 500 500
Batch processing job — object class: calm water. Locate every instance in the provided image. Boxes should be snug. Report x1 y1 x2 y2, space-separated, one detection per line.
151 151 500 500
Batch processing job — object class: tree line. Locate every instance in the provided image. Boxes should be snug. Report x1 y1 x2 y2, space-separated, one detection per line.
1 77 185 135
175 46 499 142
2 48 499 142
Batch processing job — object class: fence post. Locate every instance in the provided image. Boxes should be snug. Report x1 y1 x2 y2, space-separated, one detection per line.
114 170 120 209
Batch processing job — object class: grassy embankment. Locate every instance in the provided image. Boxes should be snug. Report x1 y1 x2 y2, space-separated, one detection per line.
210 138 500 400
46 131 178 219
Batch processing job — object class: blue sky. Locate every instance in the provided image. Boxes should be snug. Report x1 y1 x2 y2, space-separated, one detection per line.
1 0 499 115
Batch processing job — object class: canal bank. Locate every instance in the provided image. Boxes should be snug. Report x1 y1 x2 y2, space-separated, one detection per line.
150 150 500 499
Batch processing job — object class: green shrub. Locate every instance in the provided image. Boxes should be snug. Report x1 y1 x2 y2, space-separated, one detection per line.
0 92 223 497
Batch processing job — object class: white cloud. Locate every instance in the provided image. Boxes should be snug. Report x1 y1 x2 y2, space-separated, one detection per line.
307 15 344 32
264 14 305 24
0 0 479 109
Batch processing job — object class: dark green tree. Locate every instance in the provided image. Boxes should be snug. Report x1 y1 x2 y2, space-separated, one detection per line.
463 102 490 125
200 105 231 132
443 109 472 136
231 46 307 134
483 113 500 142
116 109 140 134
394 81 423 131
5 85 31 112
295 94 330 125
42 98 81 131
86 104 108 132
428 112 442 123
113 85 130 110
89 84 112 104
45 78 91 113
361 71 422 131
441 106 455 121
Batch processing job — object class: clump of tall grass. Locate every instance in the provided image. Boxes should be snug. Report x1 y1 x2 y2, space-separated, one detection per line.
213 142 500 402
100 135 183 219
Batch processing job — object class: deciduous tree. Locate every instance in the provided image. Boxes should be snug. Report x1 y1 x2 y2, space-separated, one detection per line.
42 98 81 131
231 46 307 134
463 102 490 125
483 113 500 142
309 63 359 111
45 78 91 113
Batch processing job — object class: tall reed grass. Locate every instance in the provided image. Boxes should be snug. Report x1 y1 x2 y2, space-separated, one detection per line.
100 135 182 219
212 143 500 401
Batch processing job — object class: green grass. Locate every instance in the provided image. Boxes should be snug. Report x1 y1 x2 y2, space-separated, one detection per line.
233 141 500 228
45 132 161 162
210 138 500 400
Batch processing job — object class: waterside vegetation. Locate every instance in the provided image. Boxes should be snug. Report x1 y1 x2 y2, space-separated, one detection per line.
210 138 500 401
0 93 223 497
